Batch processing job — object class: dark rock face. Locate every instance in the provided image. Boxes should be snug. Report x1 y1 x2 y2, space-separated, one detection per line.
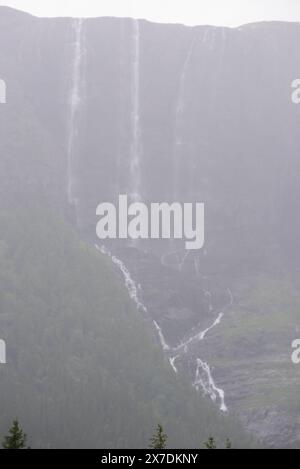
1 6 300 447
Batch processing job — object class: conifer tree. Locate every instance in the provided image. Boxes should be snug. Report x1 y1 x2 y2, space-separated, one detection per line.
226 438 232 449
149 424 167 449
2 420 28 449
204 436 217 449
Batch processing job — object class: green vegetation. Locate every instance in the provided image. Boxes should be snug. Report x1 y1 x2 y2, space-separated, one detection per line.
0 201 253 448
202 436 233 449
2 420 28 449
149 424 167 449
226 438 232 449
1 417 234 450
199 273 300 448
204 436 217 449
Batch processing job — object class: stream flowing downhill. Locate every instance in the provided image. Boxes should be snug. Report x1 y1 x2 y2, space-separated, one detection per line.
95 244 230 414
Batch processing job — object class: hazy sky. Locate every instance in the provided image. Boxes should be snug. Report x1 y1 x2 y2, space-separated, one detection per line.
1 0 300 27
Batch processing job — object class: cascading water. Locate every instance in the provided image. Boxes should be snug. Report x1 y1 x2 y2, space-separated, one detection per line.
194 359 227 412
153 321 170 351
172 33 199 202
96 239 229 412
205 291 213 312
166 291 234 413
95 245 147 314
129 19 142 203
167 34 199 260
169 309 227 412
169 355 179 374
67 18 84 218
174 312 224 354
95 245 173 354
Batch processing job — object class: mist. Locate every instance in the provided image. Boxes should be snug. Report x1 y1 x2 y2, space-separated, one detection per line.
0 3 299 450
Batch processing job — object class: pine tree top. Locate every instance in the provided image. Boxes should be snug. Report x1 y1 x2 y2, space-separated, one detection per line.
2 420 28 449
149 424 168 449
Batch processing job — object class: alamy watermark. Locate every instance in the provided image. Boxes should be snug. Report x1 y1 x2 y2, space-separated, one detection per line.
96 195 204 250
290 81 300 363
291 340 300 365
291 79 300 104
0 78 6 104
0 340 6 364
0 78 6 363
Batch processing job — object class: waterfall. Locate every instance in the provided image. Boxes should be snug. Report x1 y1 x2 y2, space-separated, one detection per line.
95 242 229 413
194 359 227 412
172 34 198 200
129 19 142 203
95 245 147 314
153 321 170 351
174 312 223 353
169 355 179 374
171 291 232 412
0 79 6 104
170 307 228 412
95 245 173 356
227 288 234 306
67 18 84 215
205 291 213 312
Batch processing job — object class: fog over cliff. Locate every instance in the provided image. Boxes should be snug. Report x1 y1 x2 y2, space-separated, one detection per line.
0 6 300 448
